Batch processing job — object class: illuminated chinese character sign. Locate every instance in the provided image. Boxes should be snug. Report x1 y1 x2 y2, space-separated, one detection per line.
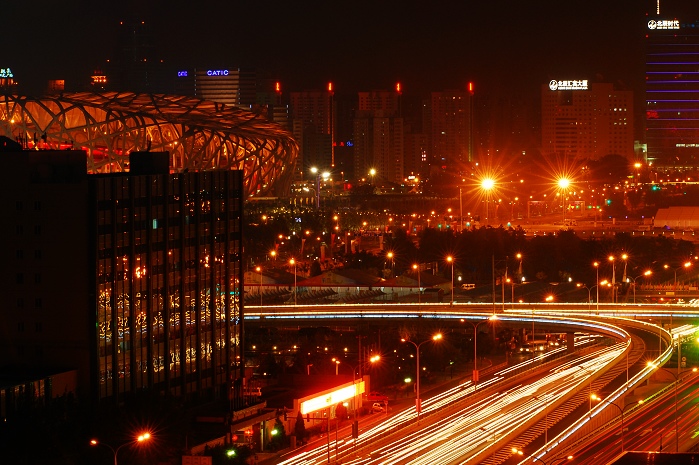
648 19 680 30
0 68 13 78
549 80 588 91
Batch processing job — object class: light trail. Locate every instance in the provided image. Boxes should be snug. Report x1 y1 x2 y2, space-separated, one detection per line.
277 341 625 465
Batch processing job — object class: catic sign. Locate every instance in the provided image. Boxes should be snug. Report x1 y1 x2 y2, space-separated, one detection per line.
206 69 229 76
549 79 588 91
0 68 13 78
648 19 680 30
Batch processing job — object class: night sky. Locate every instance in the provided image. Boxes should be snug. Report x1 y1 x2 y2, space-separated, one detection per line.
0 0 659 96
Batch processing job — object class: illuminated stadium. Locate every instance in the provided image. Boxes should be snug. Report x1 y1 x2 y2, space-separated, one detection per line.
0 92 298 197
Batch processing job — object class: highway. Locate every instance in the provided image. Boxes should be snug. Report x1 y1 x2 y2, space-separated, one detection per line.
246 304 699 464
274 339 625 465
535 370 699 465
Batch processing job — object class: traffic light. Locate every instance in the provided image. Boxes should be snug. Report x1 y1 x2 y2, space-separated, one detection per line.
352 420 359 438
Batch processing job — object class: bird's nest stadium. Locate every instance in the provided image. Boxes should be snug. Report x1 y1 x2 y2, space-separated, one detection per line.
0 92 298 197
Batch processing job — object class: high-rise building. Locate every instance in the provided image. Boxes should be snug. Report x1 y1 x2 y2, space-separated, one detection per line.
645 0 699 168
0 149 245 407
353 91 404 183
427 89 473 174
541 81 634 161
289 88 335 178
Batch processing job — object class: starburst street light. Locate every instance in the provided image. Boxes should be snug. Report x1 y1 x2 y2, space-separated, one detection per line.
90 432 152 465
557 177 571 223
481 178 495 225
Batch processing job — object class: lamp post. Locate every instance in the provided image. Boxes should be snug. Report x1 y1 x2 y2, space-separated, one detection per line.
255 266 263 306
350 354 380 452
506 277 515 308
481 178 495 225
413 263 421 306
289 258 297 306
310 167 330 209
534 393 550 445
629 270 652 303
368 168 376 188
516 252 523 279
464 316 497 386
593 261 600 312
590 394 644 452
608 255 616 304
90 433 151 465
446 255 454 305
401 333 442 423
647 363 698 452
664 261 692 290
386 251 394 277
557 177 570 223
576 283 591 311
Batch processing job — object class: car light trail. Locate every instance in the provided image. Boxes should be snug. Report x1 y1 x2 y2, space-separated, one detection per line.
277 340 625 465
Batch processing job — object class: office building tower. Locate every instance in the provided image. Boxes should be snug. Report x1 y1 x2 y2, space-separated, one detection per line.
289 88 335 177
427 89 473 173
541 81 634 161
353 91 404 183
0 150 245 407
645 0 699 168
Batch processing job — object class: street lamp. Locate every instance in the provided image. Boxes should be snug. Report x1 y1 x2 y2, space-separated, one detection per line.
463 316 497 385
256 266 263 306
401 333 442 423
647 362 698 452
368 168 376 187
289 258 297 306
593 261 600 312
413 263 421 306
446 255 455 305
590 394 644 452
576 283 591 311
516 252 523 279
481 178 495 225
310 167 330 209
90 433 151 465
664 261 692 290
350 355 381 452
628 270 652 303
386 251 395 277
608 255 616 304
557 177 570 223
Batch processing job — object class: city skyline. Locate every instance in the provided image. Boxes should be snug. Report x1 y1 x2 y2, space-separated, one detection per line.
3 0 655 97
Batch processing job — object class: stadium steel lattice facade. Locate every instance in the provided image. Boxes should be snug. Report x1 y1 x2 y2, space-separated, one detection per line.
0 92 298 197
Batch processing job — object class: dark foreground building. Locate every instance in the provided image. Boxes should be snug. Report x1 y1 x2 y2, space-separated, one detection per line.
0 148 245 416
